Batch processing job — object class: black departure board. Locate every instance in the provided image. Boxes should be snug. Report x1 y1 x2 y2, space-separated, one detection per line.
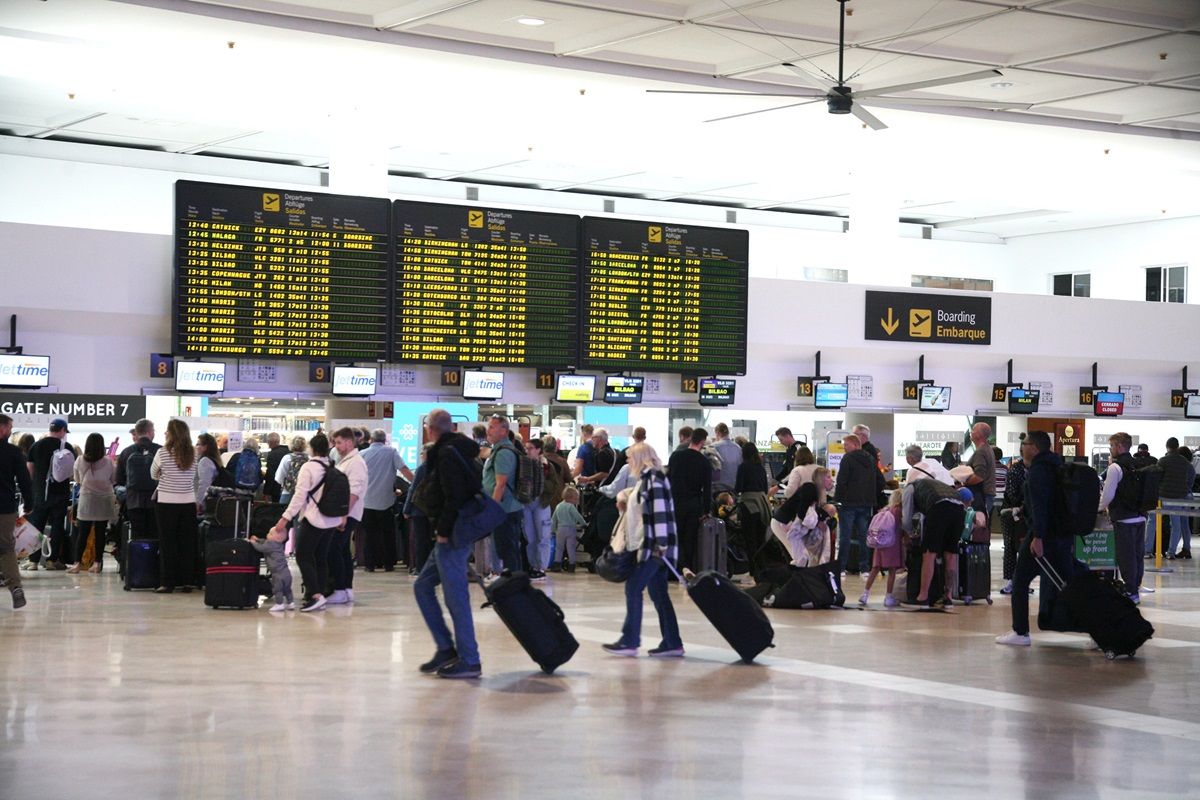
394 201 578 367
581 218 748 374
173 181 391 361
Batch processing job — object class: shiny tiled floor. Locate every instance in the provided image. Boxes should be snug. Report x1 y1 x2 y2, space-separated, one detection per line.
3 548 1199 798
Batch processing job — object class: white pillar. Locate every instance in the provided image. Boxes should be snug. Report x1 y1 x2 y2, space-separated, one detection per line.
326 106 390 198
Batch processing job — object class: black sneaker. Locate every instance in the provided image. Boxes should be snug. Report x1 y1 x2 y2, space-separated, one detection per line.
648 645 685 658
437 660 481 679
601 642 638 657
419 648 458 674
11 587 26 610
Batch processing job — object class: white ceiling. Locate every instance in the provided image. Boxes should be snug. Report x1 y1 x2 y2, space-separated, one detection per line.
0 0 1199 237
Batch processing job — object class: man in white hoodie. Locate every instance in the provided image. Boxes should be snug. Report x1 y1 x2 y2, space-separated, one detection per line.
329 427 369 605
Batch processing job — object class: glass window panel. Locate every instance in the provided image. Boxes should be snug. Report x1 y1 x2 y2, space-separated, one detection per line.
1073 274 1090 297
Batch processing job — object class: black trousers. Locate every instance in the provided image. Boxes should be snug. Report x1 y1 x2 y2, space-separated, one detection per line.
296 520 334 601
73 519 109 566
28 498 69 563
675 503 702 573
363 508 396 570
155 502 198 589
127 506 158 540
327 520 356 593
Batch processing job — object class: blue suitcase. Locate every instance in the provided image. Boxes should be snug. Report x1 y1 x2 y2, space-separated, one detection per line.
123 539 160 590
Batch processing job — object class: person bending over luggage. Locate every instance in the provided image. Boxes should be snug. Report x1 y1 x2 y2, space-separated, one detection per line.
900 475 965 609
412 409 486 679
603 443 684 659
249 532 294 612
996 432 1073 646
272 434 339 613
552 486 586 573
770 467 834 566
150 419 199 594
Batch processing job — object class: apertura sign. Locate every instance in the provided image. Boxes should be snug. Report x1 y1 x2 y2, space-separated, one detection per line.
864 290 992 346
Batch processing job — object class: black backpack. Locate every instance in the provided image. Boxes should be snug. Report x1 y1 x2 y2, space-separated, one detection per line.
309 462 350 517
126 446 156 492
1117 461 1163 514
1054 462 1100 537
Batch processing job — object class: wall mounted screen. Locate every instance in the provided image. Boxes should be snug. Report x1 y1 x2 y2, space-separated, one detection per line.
814 382 849 409
175 361 226 393
919 385 952 412
0 354 50 389
554 374 596 403
331 366 378 397
462 370 505 401
1185 394 1200 420
394 201 578 367
581 218 747 374
173 181 391 361
698 378 736 407
1008 388 1040 414
1094 391 1125 417
604 375 644 404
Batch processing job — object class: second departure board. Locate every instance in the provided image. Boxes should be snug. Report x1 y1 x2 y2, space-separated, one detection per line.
394 201 578 367
581 218 748 374
173 181 391 361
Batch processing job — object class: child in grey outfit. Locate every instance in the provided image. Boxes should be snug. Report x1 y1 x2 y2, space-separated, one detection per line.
249 534 294 611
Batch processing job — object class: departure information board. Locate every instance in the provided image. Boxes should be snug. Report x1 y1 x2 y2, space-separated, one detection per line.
581 218 748 374
394 201 578 367
173 181 391 361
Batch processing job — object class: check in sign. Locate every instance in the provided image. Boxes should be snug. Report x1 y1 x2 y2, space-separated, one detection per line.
864 291 992 346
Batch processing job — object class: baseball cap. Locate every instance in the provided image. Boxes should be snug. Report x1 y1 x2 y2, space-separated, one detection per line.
50 418 69 432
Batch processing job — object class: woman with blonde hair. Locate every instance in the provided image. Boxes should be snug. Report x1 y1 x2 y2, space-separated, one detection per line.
770 466 835 566
602 442 684 659
151 419 199 594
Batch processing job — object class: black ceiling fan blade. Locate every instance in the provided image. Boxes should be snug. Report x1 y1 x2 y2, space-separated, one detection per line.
849 103 888 131
853 69 1003 99
704 98 824 123
646 89 826 98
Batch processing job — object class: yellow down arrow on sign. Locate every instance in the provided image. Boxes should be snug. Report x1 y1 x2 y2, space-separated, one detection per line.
880 307 899 335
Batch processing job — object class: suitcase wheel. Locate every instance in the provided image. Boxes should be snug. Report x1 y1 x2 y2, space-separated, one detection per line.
123 586 131 592
1105 650 1117 661
986 598 994 605
962 596 973 605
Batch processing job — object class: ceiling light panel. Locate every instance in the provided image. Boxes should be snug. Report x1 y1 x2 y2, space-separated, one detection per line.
702 0 992 45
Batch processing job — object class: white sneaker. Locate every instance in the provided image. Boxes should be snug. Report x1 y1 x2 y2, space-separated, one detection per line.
883 594 898 608
300 595 327 612
999 580 1014 595
286 601 296 610
268 602 288 612
1127 593 1140 605
325 590 349 605
995 630 1031 647
482 574 500 586
858 591 869 606
1139 585 1155 594
345 589 354 604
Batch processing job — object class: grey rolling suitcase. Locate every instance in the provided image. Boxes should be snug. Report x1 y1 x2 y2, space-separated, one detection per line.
697 517 728 575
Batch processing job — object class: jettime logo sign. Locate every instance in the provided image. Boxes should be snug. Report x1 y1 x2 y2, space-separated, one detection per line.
864 291 991 346
0 355 50 388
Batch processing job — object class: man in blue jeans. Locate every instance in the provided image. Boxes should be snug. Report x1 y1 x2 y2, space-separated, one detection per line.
833 434 882 575
413 409 485 679
482 414 524 575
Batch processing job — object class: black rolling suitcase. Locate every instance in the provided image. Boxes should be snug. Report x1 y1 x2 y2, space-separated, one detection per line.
205 538 261 609
123 539 160 591
954 542 993 605
1039 557 1154 659
905 546 945 604
697 517 728 575
668 561 774 663
481 572 578 674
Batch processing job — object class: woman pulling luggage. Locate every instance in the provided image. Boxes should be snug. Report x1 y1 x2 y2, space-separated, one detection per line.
602 443 684 659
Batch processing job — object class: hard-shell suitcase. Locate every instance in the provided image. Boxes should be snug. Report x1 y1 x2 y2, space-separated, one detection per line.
769 562 845 609
954 542 993 605
123 539 159 590
905 546 946 604
481 572 578 674
205 539 260 609
1041 557 1154 659
697 517 729 575
671 562 774 663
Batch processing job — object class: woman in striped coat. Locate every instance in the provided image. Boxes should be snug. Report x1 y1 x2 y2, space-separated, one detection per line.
151 419 199 594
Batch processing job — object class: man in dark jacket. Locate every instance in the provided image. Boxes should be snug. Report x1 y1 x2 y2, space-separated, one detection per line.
263 433 290 502
25 418 73 570
833 434 884 575
1158 437 1192 559
0 414 33 608
667 427 713 572
115 418 161 543
412 408 484 680
996 431 1072 646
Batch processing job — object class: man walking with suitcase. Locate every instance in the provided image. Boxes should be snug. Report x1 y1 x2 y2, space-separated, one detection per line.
0 414 33 608
996 432 1073 646
413 409 485 679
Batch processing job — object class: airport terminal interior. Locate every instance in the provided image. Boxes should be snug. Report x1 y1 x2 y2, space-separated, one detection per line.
2 0 1200 797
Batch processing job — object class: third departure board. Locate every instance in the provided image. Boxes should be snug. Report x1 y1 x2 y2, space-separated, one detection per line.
394 201 578 367
174 181 391 361
581 218 748 374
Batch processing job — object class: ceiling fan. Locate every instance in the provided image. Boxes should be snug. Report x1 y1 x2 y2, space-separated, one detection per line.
647 0 1033 130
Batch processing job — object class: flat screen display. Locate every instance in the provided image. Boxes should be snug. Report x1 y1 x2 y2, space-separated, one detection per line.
173 180 391 361
1094 391 1125 417
814 382 849 409
604 375 644 404
462 370 505 401
394 201 579 367
698 378 736 407
331 366 378 397
554 374 596 403
1185 394 1200 420
0 354 50 388
919 385 952 412
175 361 226 393
580 217 748 374
1008 387 1039 414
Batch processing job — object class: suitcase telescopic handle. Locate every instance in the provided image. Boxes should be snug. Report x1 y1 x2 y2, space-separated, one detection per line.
1035 555 1066 591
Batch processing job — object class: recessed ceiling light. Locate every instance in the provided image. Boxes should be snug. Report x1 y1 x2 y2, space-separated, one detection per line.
516 17 546 26
990 81 1014 90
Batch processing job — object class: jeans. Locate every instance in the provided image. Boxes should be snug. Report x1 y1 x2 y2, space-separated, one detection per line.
295 520 334 601
414 540 479 666
492 511 524 573
1168 500 1192 555
327 520 357 592
155 502 198 589
1114 519 1146 591
1011 535 1074 636
523 501 552 571
27 498 69 564
619 558 682 650
837 505 873 574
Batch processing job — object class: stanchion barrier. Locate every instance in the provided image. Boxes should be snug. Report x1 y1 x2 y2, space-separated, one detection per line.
1145 500 1200 575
